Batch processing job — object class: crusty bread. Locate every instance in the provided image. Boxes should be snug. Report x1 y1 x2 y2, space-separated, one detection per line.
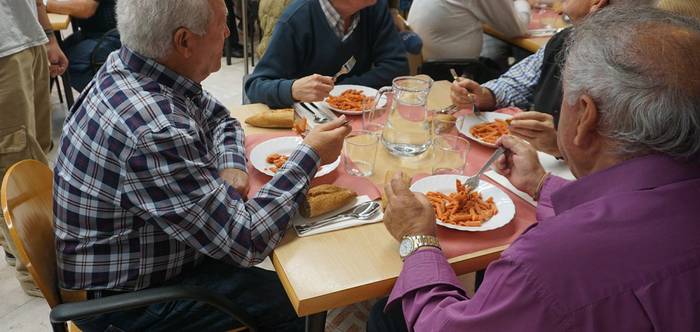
300 184 357 218
245 108 294 128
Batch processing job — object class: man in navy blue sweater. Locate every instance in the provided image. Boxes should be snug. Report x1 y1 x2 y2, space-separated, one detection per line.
245 0 409 108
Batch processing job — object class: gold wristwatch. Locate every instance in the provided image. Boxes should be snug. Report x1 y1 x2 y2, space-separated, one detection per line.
399 235 441 260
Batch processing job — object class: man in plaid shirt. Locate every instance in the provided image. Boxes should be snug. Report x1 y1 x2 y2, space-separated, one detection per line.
53 1 350 331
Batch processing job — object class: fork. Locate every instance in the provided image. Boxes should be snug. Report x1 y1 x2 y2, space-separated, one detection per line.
333 56 356 81
300 102 328 123
463 147 505 189
450 68 485 120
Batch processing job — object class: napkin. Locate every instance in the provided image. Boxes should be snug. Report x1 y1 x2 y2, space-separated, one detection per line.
292 195 383 237
292 102 338 129
484 152 574 206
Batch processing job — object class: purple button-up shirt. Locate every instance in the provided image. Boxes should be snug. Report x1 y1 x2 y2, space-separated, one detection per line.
388 155 700 331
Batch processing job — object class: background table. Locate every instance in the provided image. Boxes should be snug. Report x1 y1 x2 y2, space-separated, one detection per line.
483 8 567 53
228 81 538 329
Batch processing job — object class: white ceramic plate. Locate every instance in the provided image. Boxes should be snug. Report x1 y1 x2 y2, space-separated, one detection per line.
324 85 387 115
457 112 513 148
410 174 516 232
250 136 340 177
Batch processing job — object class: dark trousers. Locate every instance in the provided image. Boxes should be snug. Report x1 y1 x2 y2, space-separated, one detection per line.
75 258 304 332
63 30 121 92
367 297 409 332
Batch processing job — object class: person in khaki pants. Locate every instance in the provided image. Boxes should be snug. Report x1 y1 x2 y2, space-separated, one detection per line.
0 0 67 297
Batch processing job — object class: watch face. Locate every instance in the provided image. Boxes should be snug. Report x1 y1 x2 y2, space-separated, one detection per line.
399 238 414 257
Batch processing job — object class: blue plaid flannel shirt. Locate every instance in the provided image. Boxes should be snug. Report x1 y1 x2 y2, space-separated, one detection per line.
482 47 545 109
54 47 320 291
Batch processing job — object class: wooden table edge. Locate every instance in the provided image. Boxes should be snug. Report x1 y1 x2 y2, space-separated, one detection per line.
273 244 509 316
482 24 542 53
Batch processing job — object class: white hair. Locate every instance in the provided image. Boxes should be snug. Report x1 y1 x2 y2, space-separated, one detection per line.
563 6 700 160
116 0 213 59
609 0 658 7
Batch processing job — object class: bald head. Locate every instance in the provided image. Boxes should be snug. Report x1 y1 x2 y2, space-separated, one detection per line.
563 6 700 160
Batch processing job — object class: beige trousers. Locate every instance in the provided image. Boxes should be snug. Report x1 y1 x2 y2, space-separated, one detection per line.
0 45 51 298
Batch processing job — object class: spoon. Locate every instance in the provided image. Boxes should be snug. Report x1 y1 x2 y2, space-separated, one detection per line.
295 201 381 234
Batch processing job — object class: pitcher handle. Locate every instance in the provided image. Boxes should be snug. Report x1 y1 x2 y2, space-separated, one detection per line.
363 86 392 130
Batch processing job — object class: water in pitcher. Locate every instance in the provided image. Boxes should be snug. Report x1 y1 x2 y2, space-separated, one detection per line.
375 77 433 157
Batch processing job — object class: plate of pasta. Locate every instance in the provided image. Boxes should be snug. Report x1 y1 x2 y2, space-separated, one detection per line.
458 112 513 148
249 136 340 177
324 85 386 115
410 174 515 231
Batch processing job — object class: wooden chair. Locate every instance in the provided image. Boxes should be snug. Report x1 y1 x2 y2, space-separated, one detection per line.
1 160 257 332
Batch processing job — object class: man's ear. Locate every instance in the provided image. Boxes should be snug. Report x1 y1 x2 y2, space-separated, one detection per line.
171 27 193 58
591 0 609 12
573 94 600 148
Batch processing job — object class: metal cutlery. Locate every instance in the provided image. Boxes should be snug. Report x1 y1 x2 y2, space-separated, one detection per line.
450 68 485 120
299 102 328 123
463 147 505 189
333 56 357 81
295 201 381 235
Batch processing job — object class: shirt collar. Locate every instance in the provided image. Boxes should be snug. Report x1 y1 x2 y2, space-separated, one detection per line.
552 154 700 215
118 47 203 99
318 0 360 41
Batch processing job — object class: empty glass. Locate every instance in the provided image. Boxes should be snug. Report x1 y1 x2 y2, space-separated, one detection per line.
432 134 470 175
431 113 461 136
344 130 379 177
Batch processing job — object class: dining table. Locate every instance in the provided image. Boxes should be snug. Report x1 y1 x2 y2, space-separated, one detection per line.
483 7 568 53
228 80 540 331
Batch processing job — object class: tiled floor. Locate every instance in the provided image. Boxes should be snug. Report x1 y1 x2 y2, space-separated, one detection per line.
0 57 252 331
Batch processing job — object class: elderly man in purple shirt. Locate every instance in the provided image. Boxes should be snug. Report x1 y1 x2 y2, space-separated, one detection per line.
368 7 700 332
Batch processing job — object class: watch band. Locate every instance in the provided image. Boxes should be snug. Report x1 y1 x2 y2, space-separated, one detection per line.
400 235 440 260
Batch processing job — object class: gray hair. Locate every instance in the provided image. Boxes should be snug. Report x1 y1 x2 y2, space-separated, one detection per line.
609 0 658 7
563 6 700 160
116 1 213 59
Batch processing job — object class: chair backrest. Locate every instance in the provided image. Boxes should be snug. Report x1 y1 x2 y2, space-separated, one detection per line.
1 160 61 307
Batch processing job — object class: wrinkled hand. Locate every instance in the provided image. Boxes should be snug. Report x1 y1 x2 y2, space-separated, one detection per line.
220 168 250 200
47 39 68 78
494 135 546 198
303 116 352 165
450 78 496 111
509 111 560 156
292 74 334 103
383 172 436 241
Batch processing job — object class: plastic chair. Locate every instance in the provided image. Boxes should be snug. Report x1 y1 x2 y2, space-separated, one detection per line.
0 160 257 332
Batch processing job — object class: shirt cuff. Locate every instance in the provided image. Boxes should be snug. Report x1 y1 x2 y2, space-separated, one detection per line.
219 152 247 172
482 81 508 109
385 247 464 310
280 79 296 107
536 175 570 221
283 143 321 180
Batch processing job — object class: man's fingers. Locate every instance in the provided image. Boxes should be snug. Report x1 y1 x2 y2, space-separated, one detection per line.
497 135 532 155
510 127 540 139
511 111 551 122
390 172 413 199
317 75 334 85
315 115 347 131
510 119 550 131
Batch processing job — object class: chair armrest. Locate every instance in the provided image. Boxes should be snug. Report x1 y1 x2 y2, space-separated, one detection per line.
50 285 257 332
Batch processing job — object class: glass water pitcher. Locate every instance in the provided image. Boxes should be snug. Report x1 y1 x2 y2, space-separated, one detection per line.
366 76 433 157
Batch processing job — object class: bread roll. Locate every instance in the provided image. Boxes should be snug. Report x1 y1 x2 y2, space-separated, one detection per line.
245 108 294 128
300 184 357 218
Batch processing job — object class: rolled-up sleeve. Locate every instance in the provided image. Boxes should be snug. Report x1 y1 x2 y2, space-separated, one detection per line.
387 248 557 331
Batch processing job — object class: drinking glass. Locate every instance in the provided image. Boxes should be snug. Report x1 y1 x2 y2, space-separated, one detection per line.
344 130 379 177
432 134 470 175
431 113 461 136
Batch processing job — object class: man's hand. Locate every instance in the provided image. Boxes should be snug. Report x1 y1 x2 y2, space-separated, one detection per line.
292 74 334 103
450 78 496 111
47 38 68 77
494 135 547 198
220 168 250 200
509 111 560 156
302 116 352 165
383 173 436 241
